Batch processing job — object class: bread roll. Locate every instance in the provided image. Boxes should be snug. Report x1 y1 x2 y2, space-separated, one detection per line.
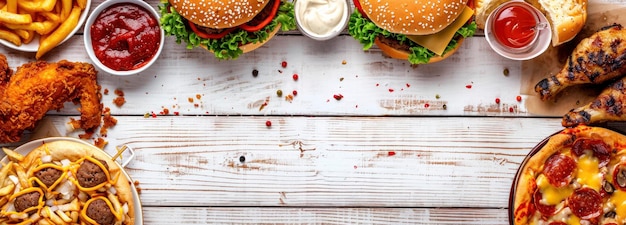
534 0 587 46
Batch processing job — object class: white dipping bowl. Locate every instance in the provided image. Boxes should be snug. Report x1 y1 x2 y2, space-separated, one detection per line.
84 0 164 76
295 0 351 41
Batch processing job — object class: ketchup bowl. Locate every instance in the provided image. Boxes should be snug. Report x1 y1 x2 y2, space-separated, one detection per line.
84 0 164 76
484 0 551 60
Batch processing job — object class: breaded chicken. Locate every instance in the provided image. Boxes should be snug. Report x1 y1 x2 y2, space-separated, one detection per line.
0 56 102 143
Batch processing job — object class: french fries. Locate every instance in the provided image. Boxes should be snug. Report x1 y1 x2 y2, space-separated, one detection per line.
0 0 87 59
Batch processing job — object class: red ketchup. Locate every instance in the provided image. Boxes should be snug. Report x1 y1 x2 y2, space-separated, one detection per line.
493 5 538 49
90 3 161 71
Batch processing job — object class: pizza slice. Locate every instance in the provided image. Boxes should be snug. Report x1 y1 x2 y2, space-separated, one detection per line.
513 125 626 225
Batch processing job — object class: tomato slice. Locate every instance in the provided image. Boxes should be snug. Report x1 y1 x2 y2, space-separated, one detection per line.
188 22 235 39
352 0 368 19
239 0 281 32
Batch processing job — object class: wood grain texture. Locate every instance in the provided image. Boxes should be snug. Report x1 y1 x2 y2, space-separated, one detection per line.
16 116 563 210
142 207 509 224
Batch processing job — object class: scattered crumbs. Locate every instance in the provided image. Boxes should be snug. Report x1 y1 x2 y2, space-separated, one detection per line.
188 97 194 103
340 77 344 82
94 138 107 149
503 68 509 76
100 107 117 136
103 89 109 95
260 97 270 111
435 94 440 99
342 60 347 65
113 96 126 107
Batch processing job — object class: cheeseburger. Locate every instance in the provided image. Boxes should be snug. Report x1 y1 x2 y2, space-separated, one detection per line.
348 0 477 64
159 0 296 60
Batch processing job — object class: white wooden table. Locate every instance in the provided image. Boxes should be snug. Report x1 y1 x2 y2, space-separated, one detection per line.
1 0 621 224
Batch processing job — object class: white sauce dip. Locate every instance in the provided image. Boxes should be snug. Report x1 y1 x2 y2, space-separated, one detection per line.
295 0 348 39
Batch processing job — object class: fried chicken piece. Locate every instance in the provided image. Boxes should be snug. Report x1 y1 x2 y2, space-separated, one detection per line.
535 24 626 100
0 58 103 143
562 76 626 127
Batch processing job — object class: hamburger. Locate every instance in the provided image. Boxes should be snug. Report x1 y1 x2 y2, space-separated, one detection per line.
348 0 478 64
159 0 296 60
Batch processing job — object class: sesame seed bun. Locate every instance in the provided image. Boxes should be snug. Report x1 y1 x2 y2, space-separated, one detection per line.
374 37 464 63
168 0 272 29
357 0 470 35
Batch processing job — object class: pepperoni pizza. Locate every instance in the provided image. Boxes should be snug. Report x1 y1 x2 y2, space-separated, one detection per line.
513 125 626 225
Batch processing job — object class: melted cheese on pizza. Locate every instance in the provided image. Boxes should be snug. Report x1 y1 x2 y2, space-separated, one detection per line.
576 154 602 191
529 140 622 224
537 174 573 205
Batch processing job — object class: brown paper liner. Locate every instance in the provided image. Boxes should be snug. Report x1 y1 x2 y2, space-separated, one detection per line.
521 3 626 116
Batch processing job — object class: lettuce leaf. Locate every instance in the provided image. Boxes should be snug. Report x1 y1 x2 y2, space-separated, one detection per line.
348 11 477 64
159 1 296 60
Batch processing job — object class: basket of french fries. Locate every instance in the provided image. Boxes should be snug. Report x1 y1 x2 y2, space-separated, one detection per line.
0 0 91 59
0 137 142 225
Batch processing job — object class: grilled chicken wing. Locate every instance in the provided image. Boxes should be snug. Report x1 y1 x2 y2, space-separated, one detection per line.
0 57 102 143
535 24 626 100
562 76 626 127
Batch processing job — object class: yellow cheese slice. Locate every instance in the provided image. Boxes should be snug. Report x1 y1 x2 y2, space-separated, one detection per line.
406 6 474 55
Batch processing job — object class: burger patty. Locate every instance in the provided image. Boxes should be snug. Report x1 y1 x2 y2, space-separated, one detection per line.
76 159 109 188
14 191 41 213
34 167 62 187
247 0 276 26
378 35 411 52
86 199 115 225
